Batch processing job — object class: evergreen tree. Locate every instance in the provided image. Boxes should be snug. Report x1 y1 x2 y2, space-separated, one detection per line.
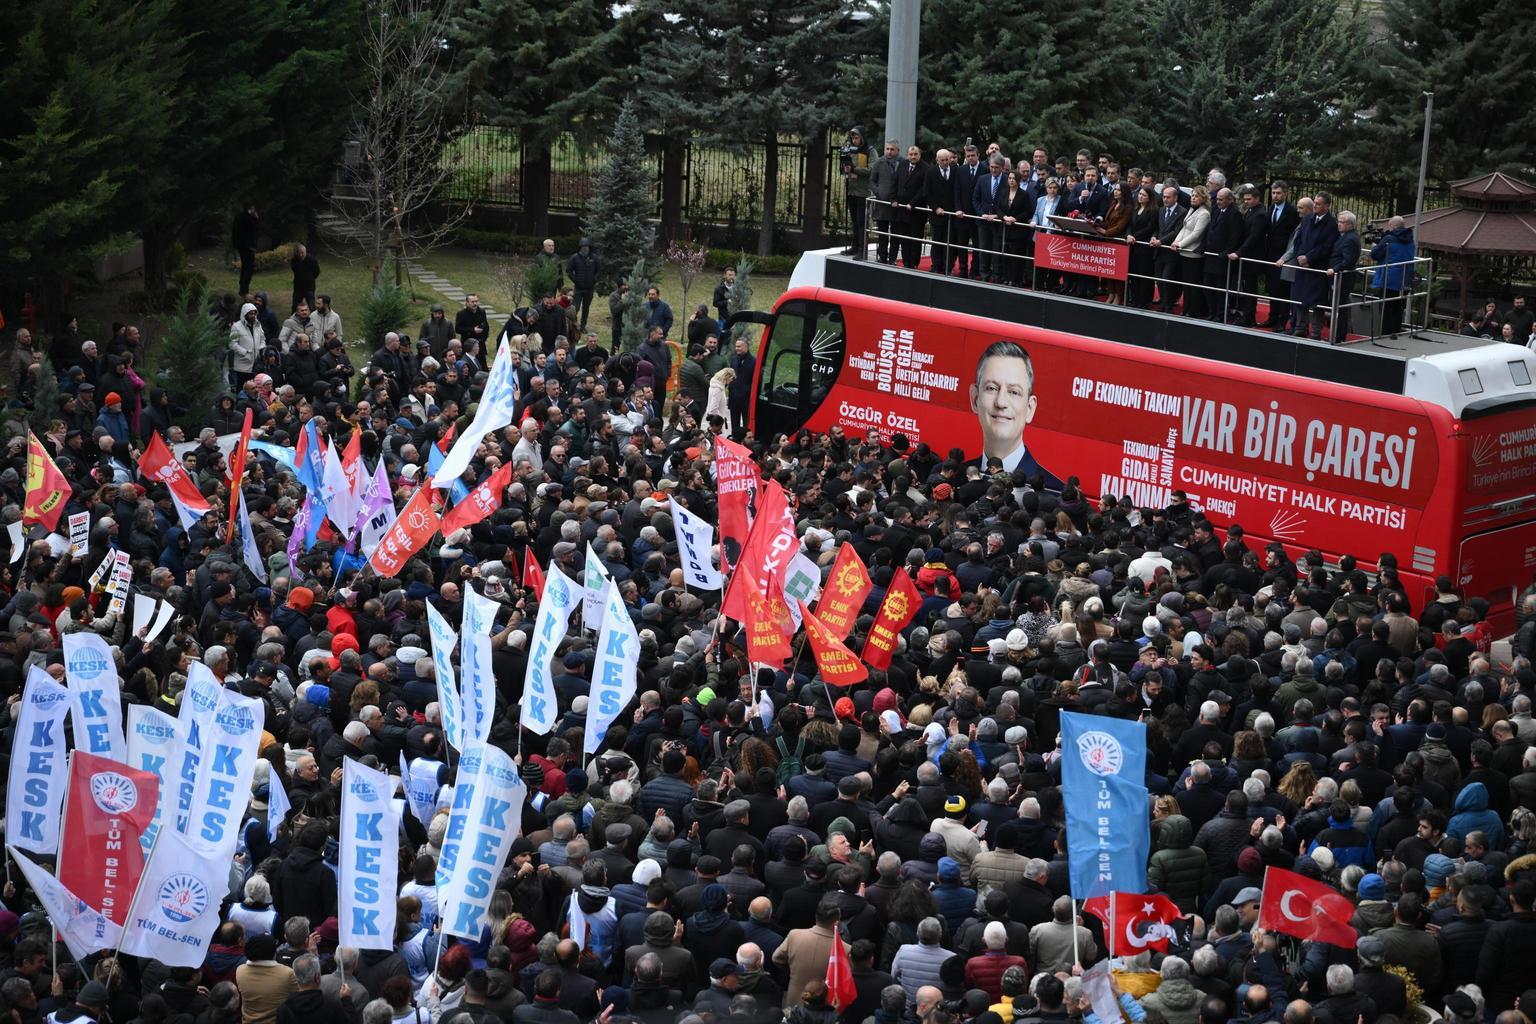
26 357 58 436
728 258 755 344
628 0 867 257
1144 0 1365 180
581 100 656 292
158 283 230 426
443 0 616 236
619 258 656 353
870 0 1148 158
0 0 181 317
1340 0 1536 180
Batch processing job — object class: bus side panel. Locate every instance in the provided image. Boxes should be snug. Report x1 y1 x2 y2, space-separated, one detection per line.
801 296 1450 585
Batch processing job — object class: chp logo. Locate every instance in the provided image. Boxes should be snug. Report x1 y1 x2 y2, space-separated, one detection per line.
90 772 140 815
157 873 210 924
1075 731 1125 777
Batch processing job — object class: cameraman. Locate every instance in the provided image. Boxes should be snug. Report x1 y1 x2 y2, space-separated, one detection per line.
840 126 876 257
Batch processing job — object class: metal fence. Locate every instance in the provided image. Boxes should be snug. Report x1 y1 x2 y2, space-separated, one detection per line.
443 127 850 235
442 128 1456 246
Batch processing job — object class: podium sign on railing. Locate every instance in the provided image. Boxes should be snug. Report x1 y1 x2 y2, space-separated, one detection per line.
1034 232 1130 282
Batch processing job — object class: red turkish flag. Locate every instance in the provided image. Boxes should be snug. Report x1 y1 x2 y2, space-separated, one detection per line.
524 549 546 600
720 478 796 624
440 460 512 535
23 431 71 530
742 571 793 665
861 568 921 670
1084 892 1183 956
366 487 441 577
815 544 872 636
1258 866 1358 948
825 927 858 1011
801 600 868 687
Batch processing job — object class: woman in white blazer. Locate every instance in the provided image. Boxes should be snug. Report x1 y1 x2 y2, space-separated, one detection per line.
706 367 735 424
1172 185 1211 318
1030 178 1064 291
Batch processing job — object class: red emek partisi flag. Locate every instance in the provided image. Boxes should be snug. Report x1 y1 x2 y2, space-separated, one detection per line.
861 568 920 670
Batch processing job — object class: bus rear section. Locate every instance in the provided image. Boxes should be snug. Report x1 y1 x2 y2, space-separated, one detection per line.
749 279 1536 628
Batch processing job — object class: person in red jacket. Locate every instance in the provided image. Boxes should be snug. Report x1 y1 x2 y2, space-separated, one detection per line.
916 548 960 597
963 922 1028 999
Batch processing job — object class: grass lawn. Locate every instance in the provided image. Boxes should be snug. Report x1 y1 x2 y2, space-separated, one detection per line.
182 240 789 346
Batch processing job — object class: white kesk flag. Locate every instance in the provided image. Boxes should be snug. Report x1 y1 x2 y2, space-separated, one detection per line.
5 667 72 854
185 687 265 855
581 542 611 632
118 828 227 967
671 501 723 590
520 567 579 736
459 589 498 746
172 663 222 835
125 705 180 855
61 631 126 762
267 769 291 843
432 340 518 486
440 745 525 939
340 759 399 950
425 602 464 751
9 847 122 962
434 744 485 887
585 582 639 755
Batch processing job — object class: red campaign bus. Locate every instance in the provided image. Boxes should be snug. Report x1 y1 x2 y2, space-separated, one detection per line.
738 252 1536 633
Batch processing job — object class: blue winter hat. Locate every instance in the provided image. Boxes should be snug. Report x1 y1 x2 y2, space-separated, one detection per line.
938 856 962 881
1357 873 1385 900
1423 853 1455 888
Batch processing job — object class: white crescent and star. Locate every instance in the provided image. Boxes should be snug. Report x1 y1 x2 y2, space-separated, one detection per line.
1279 890 1309 922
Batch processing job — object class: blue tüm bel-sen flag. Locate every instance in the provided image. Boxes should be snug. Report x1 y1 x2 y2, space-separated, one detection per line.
1060 711 1150 900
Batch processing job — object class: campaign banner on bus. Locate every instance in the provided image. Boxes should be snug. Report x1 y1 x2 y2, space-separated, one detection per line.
1034 233 1129 281
186 688 264 855
6 667 72 855
809 303 1443 567
340 759 398 950
62 632 126 763
126 705 180 855
58 752 158 923
441 744 525 940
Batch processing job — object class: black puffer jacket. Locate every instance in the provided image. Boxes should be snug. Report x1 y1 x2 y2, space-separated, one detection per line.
1147 814 1208 913
273 846 337 925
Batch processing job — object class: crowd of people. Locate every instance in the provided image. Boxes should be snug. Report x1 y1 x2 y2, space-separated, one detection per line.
0 176 1534 1024
844 132 1414 342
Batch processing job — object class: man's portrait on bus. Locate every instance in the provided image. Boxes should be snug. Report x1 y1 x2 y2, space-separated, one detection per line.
969 339 1064 490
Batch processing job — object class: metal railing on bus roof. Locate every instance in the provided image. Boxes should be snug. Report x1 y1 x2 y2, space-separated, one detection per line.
859 198 1435 345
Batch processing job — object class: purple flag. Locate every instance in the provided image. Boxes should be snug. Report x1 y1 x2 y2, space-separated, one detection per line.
288 495 312 579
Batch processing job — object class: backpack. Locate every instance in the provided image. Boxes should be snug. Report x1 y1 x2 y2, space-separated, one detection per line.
775 735 806 787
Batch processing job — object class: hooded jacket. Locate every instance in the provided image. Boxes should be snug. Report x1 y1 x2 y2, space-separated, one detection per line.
229 305 264 373
1147 815 1208 913
623 912 696 990
1449 781 1505 848
899 833 948 886
1140 975 1202 1024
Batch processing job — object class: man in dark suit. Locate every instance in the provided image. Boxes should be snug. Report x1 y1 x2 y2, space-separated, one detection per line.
926 148 960 276
953 145 984 277
1290 191 1340 339
1328 211 1363 341
968 340 1064 491
1150 185 1188 313
869 140 901 264
1231 185 1270 327
894 145 930 270
1066 167 1109 221
973 153 1010 282
1201 188 1244 321
1262 180 1302 328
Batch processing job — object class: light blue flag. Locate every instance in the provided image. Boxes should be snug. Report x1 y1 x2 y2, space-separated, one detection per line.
425 441 472 504
1059 711 1149 900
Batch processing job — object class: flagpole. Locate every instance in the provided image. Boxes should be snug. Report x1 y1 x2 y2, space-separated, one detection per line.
1072 898 1081 969
1109 889 1115 970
